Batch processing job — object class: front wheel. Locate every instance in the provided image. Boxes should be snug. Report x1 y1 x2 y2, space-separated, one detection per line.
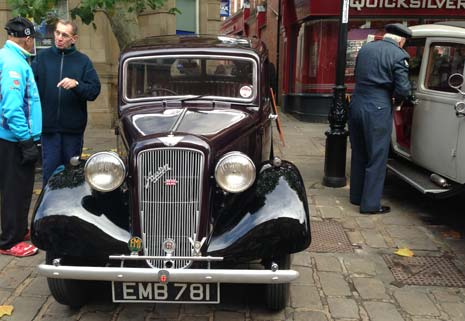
45 252 90 308
264 254 291 311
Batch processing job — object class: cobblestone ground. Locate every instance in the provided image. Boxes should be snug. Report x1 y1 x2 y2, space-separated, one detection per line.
2 112 465 321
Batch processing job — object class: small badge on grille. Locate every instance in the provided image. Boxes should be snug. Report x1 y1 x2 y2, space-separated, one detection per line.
158 270 170 283
128 236 143 253
162 238 176 254
165 179 177 186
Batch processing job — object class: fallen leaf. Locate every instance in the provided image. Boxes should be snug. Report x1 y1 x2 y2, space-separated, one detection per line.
82 147 91 151
394 248 414 257
0 305 14 317
110 148 117 152
80 153 91 159
442 230 461 240
32 189 42 195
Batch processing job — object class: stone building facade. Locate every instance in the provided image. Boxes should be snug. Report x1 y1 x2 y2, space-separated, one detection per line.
0 0 221 128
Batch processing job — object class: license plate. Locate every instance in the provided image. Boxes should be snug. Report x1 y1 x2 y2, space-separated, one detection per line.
112 281 220 303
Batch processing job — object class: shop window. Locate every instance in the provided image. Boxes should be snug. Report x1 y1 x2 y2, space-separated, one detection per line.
425 42 465 93
295 20 338 93
294 19 419 94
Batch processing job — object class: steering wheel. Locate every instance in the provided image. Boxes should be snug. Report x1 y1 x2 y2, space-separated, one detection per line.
151 88 178 96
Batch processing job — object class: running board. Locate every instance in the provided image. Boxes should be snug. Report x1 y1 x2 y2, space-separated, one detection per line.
387 158 451 194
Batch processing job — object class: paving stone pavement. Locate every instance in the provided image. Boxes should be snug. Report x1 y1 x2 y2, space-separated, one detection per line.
2 111 465 321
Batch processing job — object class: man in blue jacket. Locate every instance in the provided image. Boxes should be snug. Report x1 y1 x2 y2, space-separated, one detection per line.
349 23 412 214
0 17 41 257
32 19 101 185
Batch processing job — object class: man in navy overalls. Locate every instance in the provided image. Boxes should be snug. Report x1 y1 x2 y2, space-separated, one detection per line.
349 24 412 214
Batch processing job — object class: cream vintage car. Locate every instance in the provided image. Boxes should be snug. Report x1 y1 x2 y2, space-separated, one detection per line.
388 22 465 198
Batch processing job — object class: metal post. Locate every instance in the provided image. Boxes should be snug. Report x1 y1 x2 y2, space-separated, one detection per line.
275 0 281 97
322 0 349 187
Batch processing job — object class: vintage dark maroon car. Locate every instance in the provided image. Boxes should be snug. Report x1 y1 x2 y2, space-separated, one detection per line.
32 35 311 310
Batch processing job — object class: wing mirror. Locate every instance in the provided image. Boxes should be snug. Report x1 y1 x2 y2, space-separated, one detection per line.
448 73 465 95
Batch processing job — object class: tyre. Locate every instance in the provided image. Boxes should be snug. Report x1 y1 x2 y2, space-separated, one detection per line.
45 252 90 308
264 254 290 311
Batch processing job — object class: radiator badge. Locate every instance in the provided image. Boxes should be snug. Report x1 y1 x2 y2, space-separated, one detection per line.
128 236 143 253
145 164 172 189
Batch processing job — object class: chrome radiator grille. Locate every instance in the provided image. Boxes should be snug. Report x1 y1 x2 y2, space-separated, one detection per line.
137 148 204 268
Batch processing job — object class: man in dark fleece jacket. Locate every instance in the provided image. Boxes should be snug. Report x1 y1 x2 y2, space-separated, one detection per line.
32 19 101 185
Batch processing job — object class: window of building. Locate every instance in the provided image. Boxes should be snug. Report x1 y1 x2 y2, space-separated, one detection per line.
35 0 68 49
176 0 197 34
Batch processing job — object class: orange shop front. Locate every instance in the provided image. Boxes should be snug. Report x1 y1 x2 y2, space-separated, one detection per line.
282 0 465 122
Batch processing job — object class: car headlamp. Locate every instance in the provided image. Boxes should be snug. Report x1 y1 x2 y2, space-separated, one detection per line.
84 152 126 192
215 152 256 193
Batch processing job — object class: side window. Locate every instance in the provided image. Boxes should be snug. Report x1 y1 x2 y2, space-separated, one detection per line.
404 37 426 91
425 42 465 93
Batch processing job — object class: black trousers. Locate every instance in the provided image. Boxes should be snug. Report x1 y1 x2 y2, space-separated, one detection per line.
0 138 35 249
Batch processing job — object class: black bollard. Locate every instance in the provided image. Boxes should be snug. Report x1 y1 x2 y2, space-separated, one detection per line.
323 0 349 188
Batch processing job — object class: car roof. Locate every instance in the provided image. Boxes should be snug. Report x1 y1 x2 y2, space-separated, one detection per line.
122 34 267 57
410 24 465 39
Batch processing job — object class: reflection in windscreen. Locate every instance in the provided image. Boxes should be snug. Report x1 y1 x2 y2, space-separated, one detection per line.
125 56 256 100
132 109 247 135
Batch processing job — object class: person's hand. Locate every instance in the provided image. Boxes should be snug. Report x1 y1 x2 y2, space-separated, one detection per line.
18 138 40 165
57 77 79 90
407 94 419 105
393 97 403 106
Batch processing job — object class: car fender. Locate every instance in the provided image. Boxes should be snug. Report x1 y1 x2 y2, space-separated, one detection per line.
31 163 131 257
207 160 311 260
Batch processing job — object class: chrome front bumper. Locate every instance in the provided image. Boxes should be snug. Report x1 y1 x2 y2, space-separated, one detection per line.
38 265 299 284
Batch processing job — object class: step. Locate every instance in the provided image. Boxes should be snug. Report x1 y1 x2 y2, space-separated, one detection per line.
387 158 451 194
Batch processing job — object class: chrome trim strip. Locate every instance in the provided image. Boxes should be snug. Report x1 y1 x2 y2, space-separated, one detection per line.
38 265 299 284
109 255 223 261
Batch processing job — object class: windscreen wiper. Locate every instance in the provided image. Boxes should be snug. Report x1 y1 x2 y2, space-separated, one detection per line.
180 95 211 102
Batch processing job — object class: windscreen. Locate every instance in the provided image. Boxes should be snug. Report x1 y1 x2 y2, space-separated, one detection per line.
124 55 256 102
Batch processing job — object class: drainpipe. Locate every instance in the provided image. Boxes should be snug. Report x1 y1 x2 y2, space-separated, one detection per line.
196 0 200 34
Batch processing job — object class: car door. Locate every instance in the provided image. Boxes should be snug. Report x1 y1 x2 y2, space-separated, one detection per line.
410 38 465 181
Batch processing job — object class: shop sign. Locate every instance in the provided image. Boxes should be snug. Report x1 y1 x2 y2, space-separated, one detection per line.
304 0 465 17
350 0 465 11
220 0 230 17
